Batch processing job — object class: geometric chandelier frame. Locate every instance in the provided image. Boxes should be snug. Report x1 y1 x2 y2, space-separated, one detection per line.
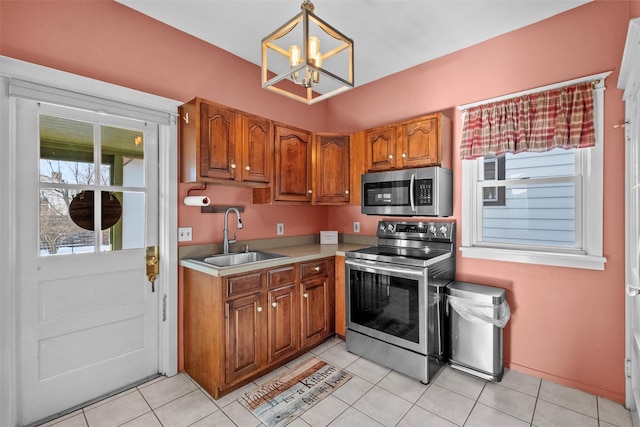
261 1 354 105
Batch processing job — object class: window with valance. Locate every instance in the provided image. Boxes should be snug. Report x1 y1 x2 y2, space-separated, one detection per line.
459 73 609 270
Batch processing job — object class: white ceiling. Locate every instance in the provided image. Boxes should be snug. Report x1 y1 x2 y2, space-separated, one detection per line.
116 0 591 89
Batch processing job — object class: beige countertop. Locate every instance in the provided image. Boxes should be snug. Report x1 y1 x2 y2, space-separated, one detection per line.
180 243 370 277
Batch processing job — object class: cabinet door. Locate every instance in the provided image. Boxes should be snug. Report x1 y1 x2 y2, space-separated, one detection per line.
225 292 264 383
366 126 397 171
274 125 312 202
267 284 299 363
400 116 439 168
199 102 237 180
241 114 271 183
315 134 350 204
301 276 333 348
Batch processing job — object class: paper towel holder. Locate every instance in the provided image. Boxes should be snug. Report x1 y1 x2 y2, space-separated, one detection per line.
184 184 211 207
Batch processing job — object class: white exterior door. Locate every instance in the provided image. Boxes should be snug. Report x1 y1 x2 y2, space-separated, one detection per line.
16 99 160 425
622 17 640 427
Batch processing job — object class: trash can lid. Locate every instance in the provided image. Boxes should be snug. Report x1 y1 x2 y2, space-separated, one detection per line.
446 281 506 304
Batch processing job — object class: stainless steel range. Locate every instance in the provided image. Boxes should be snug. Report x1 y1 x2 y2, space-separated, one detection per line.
345 220 455 383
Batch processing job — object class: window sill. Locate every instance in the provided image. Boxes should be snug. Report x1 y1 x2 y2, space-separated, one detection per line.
459 246 607 270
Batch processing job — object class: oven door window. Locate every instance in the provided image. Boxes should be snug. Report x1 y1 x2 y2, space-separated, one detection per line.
347 266 426 354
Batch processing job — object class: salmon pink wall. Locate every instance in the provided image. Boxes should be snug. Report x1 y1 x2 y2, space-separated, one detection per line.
1 0 635 404
0 0 328 130
178 184 328 245
327 1 629 402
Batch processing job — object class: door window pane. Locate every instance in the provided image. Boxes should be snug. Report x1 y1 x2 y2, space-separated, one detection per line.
39 114 147 256
101 125 144 187
104 191 146 251
40 188 94 255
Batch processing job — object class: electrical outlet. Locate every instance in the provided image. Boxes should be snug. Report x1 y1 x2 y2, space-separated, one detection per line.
277 223 284 236
178 227 192 242
354 222 360 233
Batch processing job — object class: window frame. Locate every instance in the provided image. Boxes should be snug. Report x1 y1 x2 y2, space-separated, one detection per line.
459 72 610 270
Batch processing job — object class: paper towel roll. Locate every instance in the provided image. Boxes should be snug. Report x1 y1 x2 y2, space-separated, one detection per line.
184 196 210 206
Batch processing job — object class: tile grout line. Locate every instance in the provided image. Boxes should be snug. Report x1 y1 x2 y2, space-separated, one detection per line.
133 384 165 427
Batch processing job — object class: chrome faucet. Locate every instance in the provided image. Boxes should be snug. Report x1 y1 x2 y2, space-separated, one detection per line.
223 207 243 254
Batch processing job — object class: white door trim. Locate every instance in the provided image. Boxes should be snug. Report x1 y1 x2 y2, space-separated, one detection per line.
620 17 640 425
0 56 180 427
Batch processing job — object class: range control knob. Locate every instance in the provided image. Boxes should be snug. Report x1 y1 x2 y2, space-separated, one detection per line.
379 223 387 232
429 225 437 235
439 225 448 236
387 223 395 233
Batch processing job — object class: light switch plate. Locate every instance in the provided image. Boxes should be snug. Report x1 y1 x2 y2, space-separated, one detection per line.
354 222 360 233
178 227 192 242
277 223 284 235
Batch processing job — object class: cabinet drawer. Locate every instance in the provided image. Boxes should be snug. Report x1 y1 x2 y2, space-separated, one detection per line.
300 259 331 279
267 265 295 287
226 271 263 297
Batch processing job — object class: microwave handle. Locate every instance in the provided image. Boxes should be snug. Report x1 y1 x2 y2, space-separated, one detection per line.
410 174 417 212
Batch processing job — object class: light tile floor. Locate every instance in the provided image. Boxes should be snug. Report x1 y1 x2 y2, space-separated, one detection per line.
39 337 632 427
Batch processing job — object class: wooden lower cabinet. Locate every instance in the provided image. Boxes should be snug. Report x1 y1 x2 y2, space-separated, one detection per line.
184 258 335 399
267 265 299 363
301 276 333 347
225 291 264 383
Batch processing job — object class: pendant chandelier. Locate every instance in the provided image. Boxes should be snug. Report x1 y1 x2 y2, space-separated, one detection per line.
261 0 354 105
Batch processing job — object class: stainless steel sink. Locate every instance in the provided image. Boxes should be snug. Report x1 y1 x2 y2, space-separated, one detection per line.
199 250 288 268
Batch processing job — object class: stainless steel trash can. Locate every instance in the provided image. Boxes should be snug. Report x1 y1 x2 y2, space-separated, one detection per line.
446 281 508 382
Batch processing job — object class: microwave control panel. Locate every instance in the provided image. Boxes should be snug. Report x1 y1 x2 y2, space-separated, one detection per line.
416 179 433 206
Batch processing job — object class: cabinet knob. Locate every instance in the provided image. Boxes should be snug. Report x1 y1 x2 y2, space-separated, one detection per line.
245 165 251 171
402 153 407 158
271 302 277 307
308 189 312 194
345 190 349 194
257 306 263 312
303 292 309 298
388 154 394 159
314 266 320 272
230 163 236 169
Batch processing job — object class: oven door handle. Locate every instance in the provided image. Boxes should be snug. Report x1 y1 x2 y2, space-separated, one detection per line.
409 173 417 212
346 258 424 276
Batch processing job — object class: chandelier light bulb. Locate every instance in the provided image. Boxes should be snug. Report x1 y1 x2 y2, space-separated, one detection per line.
308 36 320 61
289 45 301 67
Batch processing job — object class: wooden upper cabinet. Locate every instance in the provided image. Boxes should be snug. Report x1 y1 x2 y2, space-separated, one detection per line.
400 113 451 169
241 114 271 184
274 124 312 202
365 126 398 172
314 134 350 205
179 97 272 185
365 112 452 172
199 101 236 180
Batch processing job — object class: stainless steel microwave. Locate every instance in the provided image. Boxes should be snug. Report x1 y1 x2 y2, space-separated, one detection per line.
361 167 452 216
